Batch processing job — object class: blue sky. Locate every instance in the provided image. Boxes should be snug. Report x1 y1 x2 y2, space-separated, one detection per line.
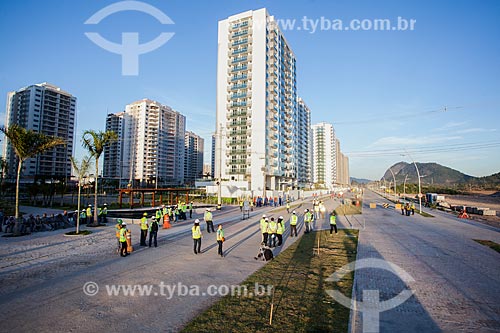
1 0 499 180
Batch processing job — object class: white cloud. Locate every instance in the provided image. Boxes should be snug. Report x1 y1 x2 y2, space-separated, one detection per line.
369 134 462 147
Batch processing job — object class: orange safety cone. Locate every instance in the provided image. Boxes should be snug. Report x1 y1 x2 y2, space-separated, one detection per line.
126 230 133 253
163 214 171 229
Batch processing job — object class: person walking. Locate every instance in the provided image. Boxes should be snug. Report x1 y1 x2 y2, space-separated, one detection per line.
260 215 269 245
268 217 278 247
216 224 225 257
192 219 202 254
290 211 298 237
304 209 313 233
119 222 129 257
276 216 284 246
189 202 193 219
329 211 338 235
140 212 149 246
204 209 215 233
102 203 108 224
115 219 123 253
286 201 290 214
149 216 159 248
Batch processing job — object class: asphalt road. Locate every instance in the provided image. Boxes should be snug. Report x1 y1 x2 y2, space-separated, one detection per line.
351 190 500 332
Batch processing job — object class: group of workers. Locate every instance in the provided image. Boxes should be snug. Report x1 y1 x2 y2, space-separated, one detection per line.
400 202 416 216
114 198 340 259
79 203 108 224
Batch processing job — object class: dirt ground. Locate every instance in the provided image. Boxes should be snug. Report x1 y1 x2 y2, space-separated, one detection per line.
443 191 500 228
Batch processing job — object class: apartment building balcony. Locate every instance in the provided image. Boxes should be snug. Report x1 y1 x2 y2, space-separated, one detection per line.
226 139 250 146
226 120 249 127
231 30 248 38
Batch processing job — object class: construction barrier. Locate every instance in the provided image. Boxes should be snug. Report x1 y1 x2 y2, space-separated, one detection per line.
369 203 376 209
126 230 133 253
163 214 171 229
395 204 402 210
382 203 390 208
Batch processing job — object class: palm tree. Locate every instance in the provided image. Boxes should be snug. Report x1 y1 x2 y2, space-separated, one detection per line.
81 130 118 225
71 156 91 234
0 125 65 226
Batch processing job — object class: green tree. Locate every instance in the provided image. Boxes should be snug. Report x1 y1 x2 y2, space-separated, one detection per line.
71 156 92 234
81 130 118 225
0 125 65 226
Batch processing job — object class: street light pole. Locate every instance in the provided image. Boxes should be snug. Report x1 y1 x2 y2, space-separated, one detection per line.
388 167 397 202
403 152 422 214
403 174 409 201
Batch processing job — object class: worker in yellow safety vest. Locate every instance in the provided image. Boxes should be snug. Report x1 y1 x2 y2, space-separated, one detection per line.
204 209 214 233
260 214 269 245
411 203 415 215
140 212 149 246
268 217 278 247
329 211 337 235
304 209 313 233
192 219 202 254
290 211 298 237
115 219 123 253
276 216 285 246
119 222 129 257
86 204 92 225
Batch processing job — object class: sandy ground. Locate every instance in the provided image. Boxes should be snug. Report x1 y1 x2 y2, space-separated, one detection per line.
443 192 500 227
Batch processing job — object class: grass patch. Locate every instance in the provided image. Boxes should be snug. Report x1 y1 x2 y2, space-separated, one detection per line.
415 210 434 218
65 230 93 236
474 239 500 253
335 202 362 215
182 229 359 332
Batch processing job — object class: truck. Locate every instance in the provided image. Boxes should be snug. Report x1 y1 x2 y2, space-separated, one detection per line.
425 193 446 204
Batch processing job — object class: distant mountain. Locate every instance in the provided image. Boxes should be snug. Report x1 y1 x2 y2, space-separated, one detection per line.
351 177 371 184
381 162 475 185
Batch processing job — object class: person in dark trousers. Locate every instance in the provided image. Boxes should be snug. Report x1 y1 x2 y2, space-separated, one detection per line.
329 211 338 235
140 212 148 246
192 219 202 254
216 224 225 257
149 216 159 247
289 211 298 237
119 223 129 257
189 202 193 219
204 209 215 233
276 216 284 246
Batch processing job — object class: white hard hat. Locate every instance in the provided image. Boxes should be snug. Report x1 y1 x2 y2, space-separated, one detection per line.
292 211 296 214
122 222 127 226
194 219 200 223
279 216 283 219
262 214 266 218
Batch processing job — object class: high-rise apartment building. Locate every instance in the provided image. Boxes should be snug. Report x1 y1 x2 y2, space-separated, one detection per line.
103 112 124 180
184 131 204 185
297 98 312 187
3 82 76 179
336 139 350 185
110 99 186 187
312 122 336 189
216 8 298 193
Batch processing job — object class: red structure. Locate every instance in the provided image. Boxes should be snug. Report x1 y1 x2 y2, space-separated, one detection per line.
117 188 192 208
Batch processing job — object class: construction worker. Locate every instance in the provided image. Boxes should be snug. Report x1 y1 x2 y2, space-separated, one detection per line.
97 206 102 224
162 205 168 218
192 219 202 254
189 202 193 219
268 217 278 247
314 202 320 220
155 208 162 221
276 216 284 246
286 201 290 214
115 219 123 253
260 214 269 244
239 200 243 212
86 204 92 225
216 224 225 257
149 216 159 248
102 203 108 224
329 211 337 235
411 203 415 215
304 209 313 233
140 212 148 246
80 209 87 224
181 202 187 220
319 201 326 219
290 211 298 237
119 222 129 257
204 208 215 233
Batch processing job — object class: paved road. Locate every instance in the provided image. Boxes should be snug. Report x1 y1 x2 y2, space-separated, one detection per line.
350 190 500 332
0 197 338 332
